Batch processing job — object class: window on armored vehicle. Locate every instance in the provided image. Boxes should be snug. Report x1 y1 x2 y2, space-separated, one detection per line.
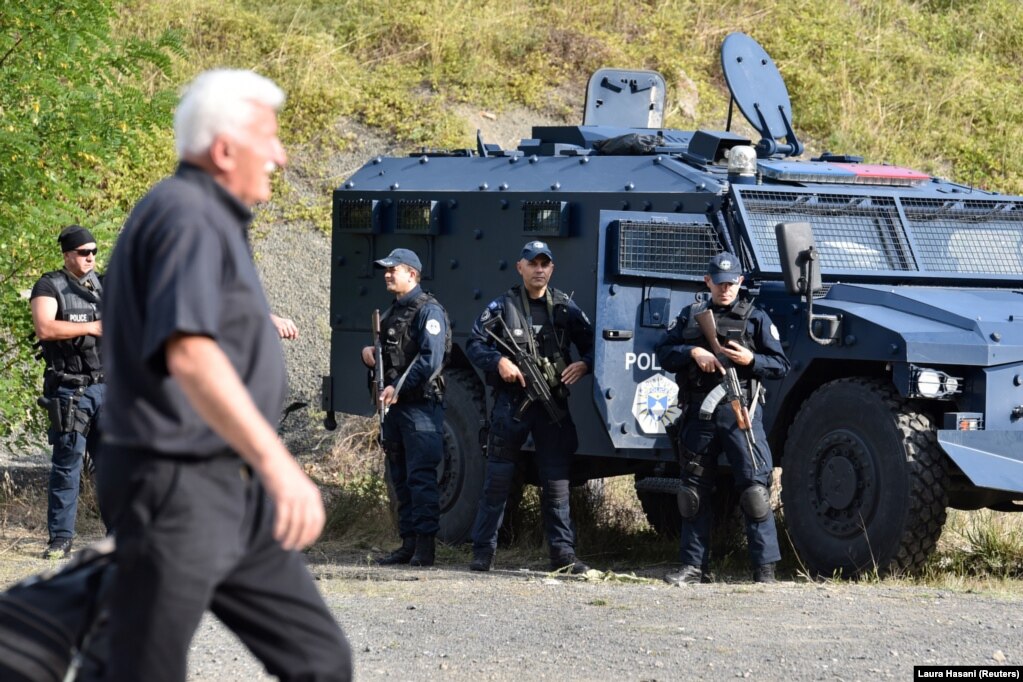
903 197 1023 276
613 219 722 279
739 190 914 272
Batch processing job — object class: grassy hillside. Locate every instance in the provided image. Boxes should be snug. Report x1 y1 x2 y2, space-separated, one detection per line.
111 0 1023 223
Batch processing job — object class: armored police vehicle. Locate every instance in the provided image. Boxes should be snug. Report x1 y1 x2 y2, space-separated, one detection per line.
323 33 1023 576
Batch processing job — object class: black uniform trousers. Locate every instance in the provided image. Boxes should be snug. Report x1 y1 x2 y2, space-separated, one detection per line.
470 390 580 560
678 403 781 569
96 445 352 682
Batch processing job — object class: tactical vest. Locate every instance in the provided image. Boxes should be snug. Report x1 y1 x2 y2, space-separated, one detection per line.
679 297 755 394
497 285 573 364
37 269 103 377
380 290 451 400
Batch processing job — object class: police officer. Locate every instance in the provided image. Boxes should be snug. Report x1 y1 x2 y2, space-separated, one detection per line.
361 248 450 567
654 253 790 584
30 224 105 559
466 240 594 574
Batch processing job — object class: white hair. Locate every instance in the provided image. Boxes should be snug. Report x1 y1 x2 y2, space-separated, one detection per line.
173 69 285 158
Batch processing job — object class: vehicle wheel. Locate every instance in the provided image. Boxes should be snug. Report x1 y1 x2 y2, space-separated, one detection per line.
636 477 682 538
781 378 948 577
436 368 486 544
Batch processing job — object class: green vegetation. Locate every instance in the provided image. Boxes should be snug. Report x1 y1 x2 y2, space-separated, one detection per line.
0 0 179 439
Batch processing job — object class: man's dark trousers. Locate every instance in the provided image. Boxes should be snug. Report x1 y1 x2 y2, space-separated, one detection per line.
381 400 443 538
48 382 105 541
471 391 579 558
678 404 781 568
96 445 352 682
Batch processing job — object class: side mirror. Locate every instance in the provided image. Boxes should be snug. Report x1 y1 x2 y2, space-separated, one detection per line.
775 221 821 295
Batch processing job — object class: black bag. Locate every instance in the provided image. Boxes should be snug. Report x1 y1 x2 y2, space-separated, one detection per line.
0 537 115 682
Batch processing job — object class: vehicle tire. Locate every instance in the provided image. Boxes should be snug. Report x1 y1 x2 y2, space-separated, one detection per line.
781 378 948 577
436 368 487 544
636 477 682 538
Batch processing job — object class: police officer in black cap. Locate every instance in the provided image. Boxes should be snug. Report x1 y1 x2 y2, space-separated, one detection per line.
361 248 451 567
30 224 105 559
466 240 595 574
655 252 790 584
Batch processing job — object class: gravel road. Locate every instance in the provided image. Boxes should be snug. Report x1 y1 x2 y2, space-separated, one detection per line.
185 559 1021 681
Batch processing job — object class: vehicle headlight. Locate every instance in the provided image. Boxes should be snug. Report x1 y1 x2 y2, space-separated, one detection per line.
909 365 963 400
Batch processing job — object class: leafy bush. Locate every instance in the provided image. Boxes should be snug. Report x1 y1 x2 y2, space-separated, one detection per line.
0 0 179 438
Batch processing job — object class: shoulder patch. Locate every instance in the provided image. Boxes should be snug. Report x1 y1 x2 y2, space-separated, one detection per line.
480 309 491 323
770 324 780 341
667 317 677 331
426 319 442 336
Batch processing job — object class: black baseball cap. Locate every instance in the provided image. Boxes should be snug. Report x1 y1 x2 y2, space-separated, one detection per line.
707 252 743 284
58 224 96 252
520 240 554 262
374 248 422 272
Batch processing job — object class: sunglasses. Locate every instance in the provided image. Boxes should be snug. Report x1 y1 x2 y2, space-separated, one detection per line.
74 248 98 256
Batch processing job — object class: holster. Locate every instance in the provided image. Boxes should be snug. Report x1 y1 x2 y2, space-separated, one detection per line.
37 385 88 436
37 394 66 433
680 446 713 480
664 413 683 459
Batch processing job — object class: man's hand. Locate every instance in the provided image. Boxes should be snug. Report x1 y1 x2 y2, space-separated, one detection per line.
561 360 589 386
90 320 102 337
498 357 526 387
720 341 753 367
166 333 324 551
259 454 325 551
690 347 724 373
270 313 299 340
380 385 398 407
361 345 376 367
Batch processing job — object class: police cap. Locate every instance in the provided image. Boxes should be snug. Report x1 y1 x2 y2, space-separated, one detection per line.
707 252 743 284
520 240 554 263
374 248 422 272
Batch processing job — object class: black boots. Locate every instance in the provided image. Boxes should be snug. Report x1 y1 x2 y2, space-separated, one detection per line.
469 550 495 572
753 562 777 583
376 537 416 565
409 535 435 567
376 535 436 567
550 554 591 575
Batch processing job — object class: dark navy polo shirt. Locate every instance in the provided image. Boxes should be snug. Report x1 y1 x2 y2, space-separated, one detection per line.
100 162 287 456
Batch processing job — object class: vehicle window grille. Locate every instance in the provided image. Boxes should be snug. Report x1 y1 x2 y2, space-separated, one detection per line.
522 201 569 236
335 198 379 234
901 198 1023 275
396 199 439 234
739 190 914 272
617 220 722 278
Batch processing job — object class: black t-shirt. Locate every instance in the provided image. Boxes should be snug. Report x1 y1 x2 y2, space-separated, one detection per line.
100 162 287 456
30 275 59 300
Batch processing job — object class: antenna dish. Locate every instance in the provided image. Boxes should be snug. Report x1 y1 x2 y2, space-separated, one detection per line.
720 33 803 158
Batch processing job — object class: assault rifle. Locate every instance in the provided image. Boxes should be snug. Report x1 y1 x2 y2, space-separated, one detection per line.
483 316 567 424
371 309 386 430
693 308 765 470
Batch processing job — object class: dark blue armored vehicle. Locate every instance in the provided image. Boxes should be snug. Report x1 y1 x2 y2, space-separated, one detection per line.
323 33 1023 576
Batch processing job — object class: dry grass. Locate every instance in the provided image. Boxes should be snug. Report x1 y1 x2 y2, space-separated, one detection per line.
4 425 1023 589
